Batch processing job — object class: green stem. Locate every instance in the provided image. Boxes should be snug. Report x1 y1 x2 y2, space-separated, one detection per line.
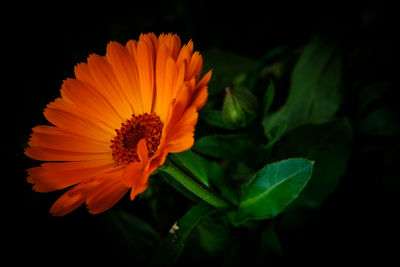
159 160 233 209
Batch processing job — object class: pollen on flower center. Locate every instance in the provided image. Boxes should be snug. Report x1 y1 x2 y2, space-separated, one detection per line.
111 113 163 165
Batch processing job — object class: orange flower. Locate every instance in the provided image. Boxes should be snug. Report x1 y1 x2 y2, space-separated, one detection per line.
25 33 212 216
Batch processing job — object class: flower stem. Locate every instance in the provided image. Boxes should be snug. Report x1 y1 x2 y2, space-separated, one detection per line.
160 160 234 209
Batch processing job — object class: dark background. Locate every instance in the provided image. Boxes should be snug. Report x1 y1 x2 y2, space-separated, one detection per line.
10 1 398 265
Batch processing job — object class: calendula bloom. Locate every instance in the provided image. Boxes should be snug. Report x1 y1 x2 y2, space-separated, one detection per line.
25 33 212 216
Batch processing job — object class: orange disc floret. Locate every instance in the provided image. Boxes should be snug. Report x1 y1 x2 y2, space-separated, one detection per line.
111 113 164 165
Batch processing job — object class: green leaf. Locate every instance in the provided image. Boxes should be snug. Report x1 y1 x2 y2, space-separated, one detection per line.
263 37 342 140
152 202 216 266
193 134 256 161
169 150 210 187
276 119 353 210
235 158 314 221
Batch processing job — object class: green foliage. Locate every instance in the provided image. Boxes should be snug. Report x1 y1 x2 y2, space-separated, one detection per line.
277 119 353 209
169 150 211 187
263 37 342 141
235 159 314 222
193 134 257 161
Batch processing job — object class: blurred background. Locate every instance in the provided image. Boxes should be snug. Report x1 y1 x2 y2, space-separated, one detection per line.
10 1 398 265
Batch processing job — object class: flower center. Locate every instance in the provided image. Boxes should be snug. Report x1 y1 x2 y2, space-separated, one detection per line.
110 113 163 165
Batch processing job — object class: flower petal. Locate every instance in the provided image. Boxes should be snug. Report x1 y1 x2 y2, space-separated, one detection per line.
165 106 198 153
24 147 112 162
60 78 121 131
86 172 129 214
74 55 132 120
159 33 181 59
137 34 156 113
154 43 169 119
106 41 144 114
44 98 114 142
28 132 111 154
50 179 98 216
196 69 213 89
191 85 209 111
126 40 138 60
121 139 151 200
176 41 192 70
154 46 178 121
186 51 203 80
27 159 116 192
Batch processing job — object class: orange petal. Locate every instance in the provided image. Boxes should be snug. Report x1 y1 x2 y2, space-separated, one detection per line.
50 179 98 216
31 125 109 144
123 162 151 201
155 53 178 121
85 172 129 214
28 131 111 154
126 39 138 61
106 41 144 114
137 34 155 113
165 106 198 153
122 139 151 200
196 69 213 89
27 159 116 192
146 32 159 54
61 78 121 130
87 54 133 118
173 84 191 120
186 51 203 81
176 43 192 70
191 85 208 111
50 190 87 216
24 147 112 162
44 98 114 142
154 43 169 118
189 70 212 111
159 33 181 59
74 55 131 120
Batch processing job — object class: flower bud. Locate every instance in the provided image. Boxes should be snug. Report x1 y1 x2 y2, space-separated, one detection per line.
222 87 259 128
